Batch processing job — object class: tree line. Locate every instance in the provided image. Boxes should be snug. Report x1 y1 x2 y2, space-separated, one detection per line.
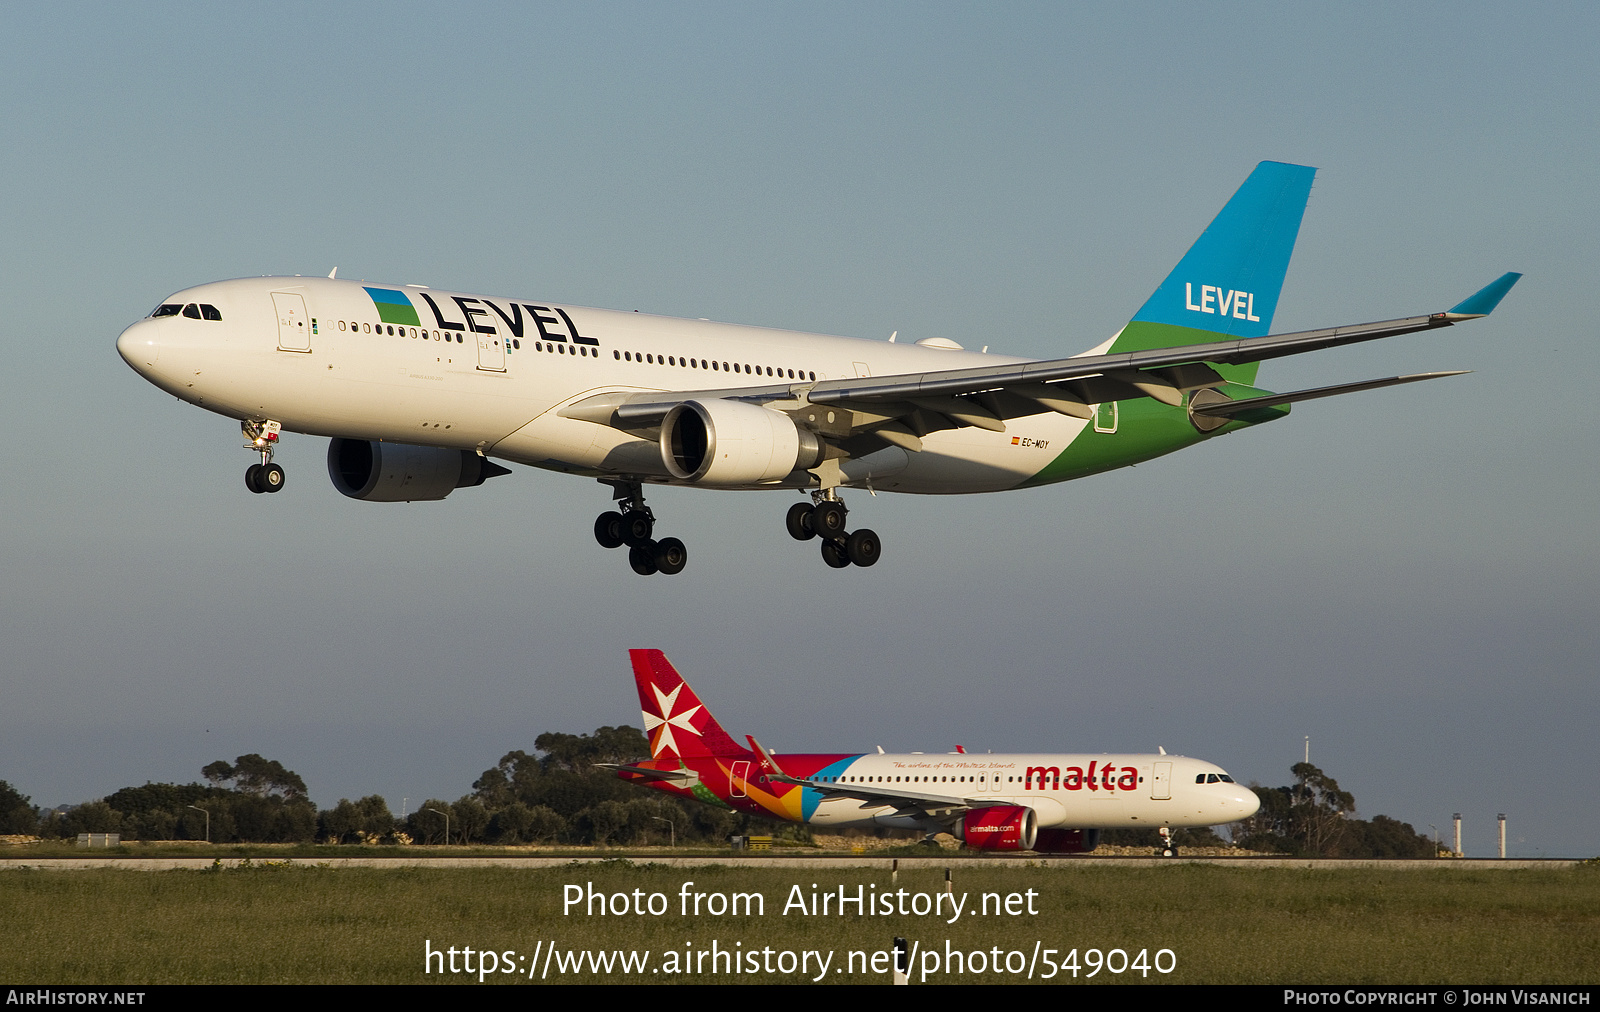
0 728 783 847
0 738 1437 856
1230 762 1438 858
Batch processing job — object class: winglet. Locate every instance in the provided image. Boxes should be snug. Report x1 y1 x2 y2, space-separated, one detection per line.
1445 272 1522 319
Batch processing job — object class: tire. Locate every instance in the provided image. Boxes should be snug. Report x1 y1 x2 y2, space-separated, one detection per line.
245 464 265 494
785 502 816 541
812 501 848 536
820 539 851 569
260 463 285 492
594 511 626 549
845 528 880 567
653 537 687 575
628 543 659 575
623 512 654 547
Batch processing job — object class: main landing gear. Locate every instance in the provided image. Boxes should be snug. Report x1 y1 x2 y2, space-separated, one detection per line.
594 480 687 577
243 420 285 494
785 492 880 570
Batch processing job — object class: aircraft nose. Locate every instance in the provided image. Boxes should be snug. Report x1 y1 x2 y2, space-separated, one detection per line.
1235 788 1261 819
117 317 162 373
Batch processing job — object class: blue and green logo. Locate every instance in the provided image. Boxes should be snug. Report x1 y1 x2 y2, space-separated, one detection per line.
363 287 421 327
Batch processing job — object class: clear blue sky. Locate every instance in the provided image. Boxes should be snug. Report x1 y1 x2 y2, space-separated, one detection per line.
1 2 1594 857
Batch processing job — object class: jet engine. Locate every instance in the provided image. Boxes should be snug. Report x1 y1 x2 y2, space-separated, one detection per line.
660 399 824 485
956 806 1038 852
1033 828 1100 854
327 438 511 502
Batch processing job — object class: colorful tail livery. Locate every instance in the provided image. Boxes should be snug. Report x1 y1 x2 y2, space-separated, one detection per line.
1111 160 1314 383
119 162 1520 575
607 650 1260 854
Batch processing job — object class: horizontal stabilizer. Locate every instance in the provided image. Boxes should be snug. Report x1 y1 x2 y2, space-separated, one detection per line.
1189 371 1470 419
597 763 695 784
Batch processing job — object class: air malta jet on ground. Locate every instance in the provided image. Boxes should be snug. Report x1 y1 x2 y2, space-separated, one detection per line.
607 650 1260 855
117 162 1519 575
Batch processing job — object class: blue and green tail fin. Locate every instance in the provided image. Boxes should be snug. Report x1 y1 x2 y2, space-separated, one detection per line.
1110 161 1317 384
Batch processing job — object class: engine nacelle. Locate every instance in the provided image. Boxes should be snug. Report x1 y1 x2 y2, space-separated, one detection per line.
1033 828 1100 854
660 399 824 485
957 806 1038 852
327 438 511 502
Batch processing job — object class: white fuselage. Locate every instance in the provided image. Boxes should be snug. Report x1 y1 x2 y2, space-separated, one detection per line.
116 276 1091 494
788 751 1259 831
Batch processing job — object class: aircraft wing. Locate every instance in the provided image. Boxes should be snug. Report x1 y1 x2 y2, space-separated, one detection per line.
746 737 994 823
771 772 988 819
560 273 1519 448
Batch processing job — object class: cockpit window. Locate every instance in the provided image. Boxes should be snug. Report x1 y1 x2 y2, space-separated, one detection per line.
1195 773 1237 784
200 304 222 321
182 303 201 319
151 304 182 318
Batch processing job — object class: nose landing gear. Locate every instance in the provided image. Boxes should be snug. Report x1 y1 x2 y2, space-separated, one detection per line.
243 420 285 494
1156 826 1178 858
595 480 687 576
785 492 881 569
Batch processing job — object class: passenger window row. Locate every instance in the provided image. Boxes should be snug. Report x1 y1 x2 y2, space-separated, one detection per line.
613 348 815 382
334 320 606 360
144 304 812 382
339 321 466 343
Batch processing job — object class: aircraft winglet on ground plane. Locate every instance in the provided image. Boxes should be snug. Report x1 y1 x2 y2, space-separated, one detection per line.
604 649 1261 855
116 162 1520 574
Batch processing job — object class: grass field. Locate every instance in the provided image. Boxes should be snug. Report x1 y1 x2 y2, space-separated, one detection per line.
3 861 1597 984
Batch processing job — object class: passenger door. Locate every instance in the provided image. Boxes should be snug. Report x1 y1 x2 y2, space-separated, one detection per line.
272 292 310 352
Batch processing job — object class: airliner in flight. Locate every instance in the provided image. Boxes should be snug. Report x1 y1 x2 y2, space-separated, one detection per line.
116 161 1519 575
606 649 1260 855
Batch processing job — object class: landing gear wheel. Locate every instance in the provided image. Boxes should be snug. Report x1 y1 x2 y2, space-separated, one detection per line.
1157 827 1176 858
594 511 626 549
653 537 687 575
845 528 880 567
242 420 283 493
258 463 285 493
600 480 674 573
1159 846 1178 858
785 502 817 541
820 538 851 569
628 543 659 575
812 501 848 537
622 512 655 547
